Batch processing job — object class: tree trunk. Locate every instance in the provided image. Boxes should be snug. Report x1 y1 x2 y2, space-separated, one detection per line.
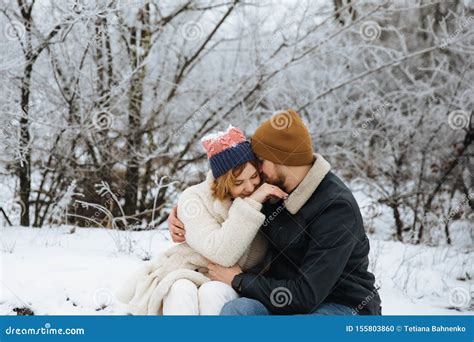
18 58 33 227
124 5 151 216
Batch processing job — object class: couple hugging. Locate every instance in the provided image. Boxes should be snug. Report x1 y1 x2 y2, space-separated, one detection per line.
117 109 381 316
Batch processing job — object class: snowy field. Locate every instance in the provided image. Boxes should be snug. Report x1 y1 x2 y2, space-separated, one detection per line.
1 0 472 320
0 225 472 316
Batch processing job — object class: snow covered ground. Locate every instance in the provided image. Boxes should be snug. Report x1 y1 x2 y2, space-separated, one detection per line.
0 225 472 315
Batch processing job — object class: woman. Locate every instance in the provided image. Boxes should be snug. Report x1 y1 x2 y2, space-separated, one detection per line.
116 126 287 315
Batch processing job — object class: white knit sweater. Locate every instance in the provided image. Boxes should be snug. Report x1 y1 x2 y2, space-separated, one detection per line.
116 171 267 315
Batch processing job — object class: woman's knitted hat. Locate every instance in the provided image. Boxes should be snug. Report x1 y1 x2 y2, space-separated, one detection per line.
201 126 256 179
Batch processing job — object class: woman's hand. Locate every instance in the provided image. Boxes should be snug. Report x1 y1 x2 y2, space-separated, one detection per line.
249 183 288 203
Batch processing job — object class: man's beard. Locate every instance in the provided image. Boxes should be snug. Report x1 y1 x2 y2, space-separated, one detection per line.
263 173 287 192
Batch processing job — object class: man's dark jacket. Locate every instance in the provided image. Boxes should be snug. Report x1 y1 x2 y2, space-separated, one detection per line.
235 157 381 315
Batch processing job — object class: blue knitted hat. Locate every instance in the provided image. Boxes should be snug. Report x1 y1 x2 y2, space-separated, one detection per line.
201 126 256 178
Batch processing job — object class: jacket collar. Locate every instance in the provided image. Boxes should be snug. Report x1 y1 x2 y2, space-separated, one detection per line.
284 153 331 214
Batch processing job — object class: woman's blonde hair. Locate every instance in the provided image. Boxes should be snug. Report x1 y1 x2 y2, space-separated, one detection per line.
211 160 259 201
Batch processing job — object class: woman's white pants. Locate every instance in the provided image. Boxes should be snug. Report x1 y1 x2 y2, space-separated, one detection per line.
162 279 239 315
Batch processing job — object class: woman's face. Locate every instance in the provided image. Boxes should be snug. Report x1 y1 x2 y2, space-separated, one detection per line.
229 162 261 199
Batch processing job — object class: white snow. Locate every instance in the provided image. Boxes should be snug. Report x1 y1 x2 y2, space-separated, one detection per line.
200 124 236 144
0 225 171 315
0 225 472 315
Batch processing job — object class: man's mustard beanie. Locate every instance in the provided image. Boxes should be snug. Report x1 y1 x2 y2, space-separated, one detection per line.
251 109 314 165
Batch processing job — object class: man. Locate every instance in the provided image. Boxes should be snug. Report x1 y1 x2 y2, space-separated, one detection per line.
168 109 381 315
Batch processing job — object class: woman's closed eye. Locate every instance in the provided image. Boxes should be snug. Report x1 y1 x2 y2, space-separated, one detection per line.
235 173 258 185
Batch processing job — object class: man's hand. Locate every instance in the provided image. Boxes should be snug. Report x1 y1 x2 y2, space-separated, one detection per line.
208 263 242 286
168 206 186 243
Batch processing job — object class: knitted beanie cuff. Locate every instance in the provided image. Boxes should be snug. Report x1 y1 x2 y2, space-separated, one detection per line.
251 138 314 166
209 141 256 178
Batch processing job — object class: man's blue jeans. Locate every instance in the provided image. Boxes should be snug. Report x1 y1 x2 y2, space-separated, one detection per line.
220 297 355 315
